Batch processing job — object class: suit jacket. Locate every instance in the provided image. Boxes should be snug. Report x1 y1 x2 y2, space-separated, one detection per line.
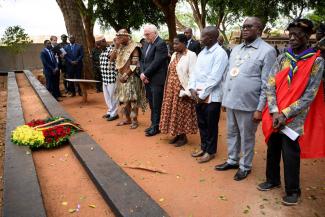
187 39 201 55
64 43 84 73
40 48 57 75
141 36 169 86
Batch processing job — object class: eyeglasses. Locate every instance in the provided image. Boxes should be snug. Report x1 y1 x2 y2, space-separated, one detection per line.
241 24 255 30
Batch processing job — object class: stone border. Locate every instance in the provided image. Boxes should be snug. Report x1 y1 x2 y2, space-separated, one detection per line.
24 70 169 217
3 72 47 217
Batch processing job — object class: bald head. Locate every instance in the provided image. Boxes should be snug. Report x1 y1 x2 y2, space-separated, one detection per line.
184 28 193 40
245 17 263 31
201 26 219 48
242 17 263 43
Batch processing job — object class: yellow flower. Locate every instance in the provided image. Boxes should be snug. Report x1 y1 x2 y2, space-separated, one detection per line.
11 125 45 147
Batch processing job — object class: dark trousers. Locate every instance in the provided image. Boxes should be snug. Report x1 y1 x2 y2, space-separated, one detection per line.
67 67 81 94
53 71 60 97
195 102 221 154
146 84 164 128
266 133 301 195
94 67 102 91
44 72 59 99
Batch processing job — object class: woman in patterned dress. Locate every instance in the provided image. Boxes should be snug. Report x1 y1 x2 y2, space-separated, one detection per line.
160 34 198 147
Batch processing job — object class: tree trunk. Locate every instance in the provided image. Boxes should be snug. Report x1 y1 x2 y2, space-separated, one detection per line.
56 0 92 79
152 0 178 43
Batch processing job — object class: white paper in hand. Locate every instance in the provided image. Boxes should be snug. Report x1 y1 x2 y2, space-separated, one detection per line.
281 126 299 141
60 48 67 56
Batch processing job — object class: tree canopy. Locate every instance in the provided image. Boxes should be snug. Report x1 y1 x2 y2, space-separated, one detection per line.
1 25 33 55
95 0 165 31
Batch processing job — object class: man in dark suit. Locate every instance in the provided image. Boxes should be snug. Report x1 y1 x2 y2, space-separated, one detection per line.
184 27 201 55
64 35 84 96
50 35 62 100
40 40 60 100
140 24 169 136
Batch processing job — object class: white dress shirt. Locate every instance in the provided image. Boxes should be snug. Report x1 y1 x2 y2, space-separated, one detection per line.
189 42 228 102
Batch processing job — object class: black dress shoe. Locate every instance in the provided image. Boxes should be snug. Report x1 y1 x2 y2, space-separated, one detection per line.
215 162 239 171
102 114 110 119
257 182 281 191
234 169 251 181
174 135 187 147
282 193 300 206
107 115 119 121
145 128 160 137
144 126 152 133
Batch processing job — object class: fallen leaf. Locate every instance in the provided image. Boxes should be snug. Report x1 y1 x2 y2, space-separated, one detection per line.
68 208 76 213
246 205 251 209
199 179 205 182
218 195 227 201
262 198 268 201
62 201 68 206
159 198 165 202
259 205 264 209
80 196 86 200
261 211 266 215
243 209 249 214
88 204 96 208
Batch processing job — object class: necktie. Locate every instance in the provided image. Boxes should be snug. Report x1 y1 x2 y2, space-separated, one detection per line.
187 39 191 48
48 50 54 63
145 44 151 57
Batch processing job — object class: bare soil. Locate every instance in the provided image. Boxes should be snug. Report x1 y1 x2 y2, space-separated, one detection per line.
0 75 7 216
16 74 114 217
59 89 325 217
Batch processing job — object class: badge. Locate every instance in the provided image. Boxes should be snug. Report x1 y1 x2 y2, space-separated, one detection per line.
230 67 240 77
130 65 136 72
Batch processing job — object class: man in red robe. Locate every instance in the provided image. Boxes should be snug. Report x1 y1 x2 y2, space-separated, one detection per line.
259 19 325 206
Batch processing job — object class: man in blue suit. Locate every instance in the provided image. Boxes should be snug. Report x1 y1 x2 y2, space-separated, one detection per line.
64 35 84 96
40 40 60 100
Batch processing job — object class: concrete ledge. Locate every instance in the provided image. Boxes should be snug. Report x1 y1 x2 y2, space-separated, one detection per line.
24 70 169 217
3 72 47 217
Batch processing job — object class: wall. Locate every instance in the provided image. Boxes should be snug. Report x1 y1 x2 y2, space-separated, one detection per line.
0 44 44 72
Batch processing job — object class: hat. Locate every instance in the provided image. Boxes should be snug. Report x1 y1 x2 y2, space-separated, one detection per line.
61 34 67 38
95 35 105 42
287 19 314 34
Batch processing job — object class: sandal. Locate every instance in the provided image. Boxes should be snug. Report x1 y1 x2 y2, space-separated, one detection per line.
116 120 131 126
130 122 139 129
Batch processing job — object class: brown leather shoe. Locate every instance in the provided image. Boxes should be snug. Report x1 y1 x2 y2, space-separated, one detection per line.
191 150 205 157
197 153 215 163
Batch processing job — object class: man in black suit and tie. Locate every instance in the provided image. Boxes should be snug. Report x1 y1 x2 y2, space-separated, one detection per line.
64 35 84 96
184 27 201 55
140 24 169 136
40 40 60 100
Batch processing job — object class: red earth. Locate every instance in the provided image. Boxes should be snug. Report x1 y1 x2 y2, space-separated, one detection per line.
58 87 325 217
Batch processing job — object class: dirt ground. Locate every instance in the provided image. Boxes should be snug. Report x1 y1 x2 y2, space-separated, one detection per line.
16 74 114 217
0 75 7 216
59 88 325 217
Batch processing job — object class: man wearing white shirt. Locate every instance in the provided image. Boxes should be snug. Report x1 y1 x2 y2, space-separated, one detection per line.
189 26 229 163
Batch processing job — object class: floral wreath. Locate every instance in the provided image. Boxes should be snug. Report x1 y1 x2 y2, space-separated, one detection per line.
11 117 82 149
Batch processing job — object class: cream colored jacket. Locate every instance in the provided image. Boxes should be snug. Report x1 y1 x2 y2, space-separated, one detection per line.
169 50 197 97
